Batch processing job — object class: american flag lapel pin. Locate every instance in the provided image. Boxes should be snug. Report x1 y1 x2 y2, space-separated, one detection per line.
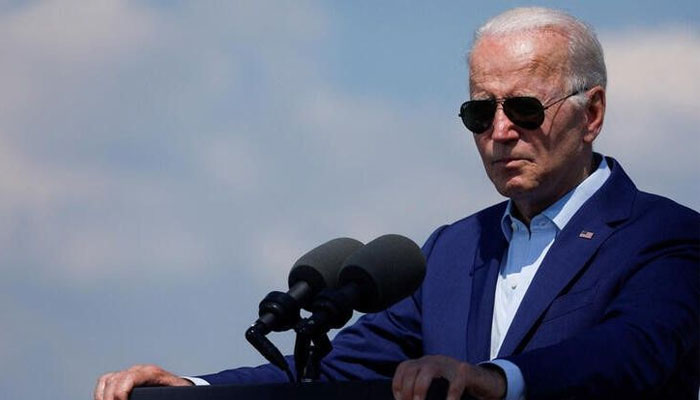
579 230 594 240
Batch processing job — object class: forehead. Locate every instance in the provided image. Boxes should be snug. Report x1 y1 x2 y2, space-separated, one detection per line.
469 30 570 95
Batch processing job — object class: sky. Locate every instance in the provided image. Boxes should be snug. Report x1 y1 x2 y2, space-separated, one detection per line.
0 1 698 398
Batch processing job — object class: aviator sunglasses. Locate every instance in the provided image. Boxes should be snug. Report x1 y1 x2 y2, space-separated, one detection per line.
459 89 586 134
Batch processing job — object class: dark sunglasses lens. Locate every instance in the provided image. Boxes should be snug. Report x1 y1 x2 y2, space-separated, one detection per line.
504 97 544 129
460 100 496 133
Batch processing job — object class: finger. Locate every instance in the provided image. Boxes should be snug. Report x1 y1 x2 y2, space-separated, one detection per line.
412 363 440 400
445 363 470 400
392 361 412 400
103 373 119 400
113 374 135 400
398 362 422 400
446 382 468 400
392 362 407 398
94 373 110 400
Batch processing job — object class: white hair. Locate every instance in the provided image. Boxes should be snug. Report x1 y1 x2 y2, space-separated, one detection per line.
471 7 607 95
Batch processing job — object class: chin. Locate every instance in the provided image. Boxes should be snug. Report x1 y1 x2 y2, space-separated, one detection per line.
493 178 537 199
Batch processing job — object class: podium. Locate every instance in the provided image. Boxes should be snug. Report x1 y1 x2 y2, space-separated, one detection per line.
130 378 474 400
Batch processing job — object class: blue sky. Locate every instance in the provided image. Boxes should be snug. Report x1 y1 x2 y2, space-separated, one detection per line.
0 1 698 398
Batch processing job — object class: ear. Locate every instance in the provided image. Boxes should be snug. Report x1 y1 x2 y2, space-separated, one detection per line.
583 86 606 143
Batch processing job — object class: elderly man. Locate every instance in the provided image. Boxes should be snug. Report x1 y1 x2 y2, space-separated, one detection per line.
95 7 699 400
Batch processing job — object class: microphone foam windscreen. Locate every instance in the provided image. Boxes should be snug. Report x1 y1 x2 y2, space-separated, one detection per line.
338 234 426 313
289 237 364 293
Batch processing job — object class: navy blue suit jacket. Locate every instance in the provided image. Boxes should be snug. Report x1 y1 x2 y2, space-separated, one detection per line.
201 158 699 398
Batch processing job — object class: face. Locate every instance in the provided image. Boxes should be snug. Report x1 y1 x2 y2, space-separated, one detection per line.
469 31 598 218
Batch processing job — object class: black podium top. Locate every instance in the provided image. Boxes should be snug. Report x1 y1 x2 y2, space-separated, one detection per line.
130 378 474 400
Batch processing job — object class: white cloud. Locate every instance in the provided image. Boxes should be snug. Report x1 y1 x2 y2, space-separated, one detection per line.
597 26 700 209
602 26 700 107
2 0 156 56
0 1 330 284
0 1 157 121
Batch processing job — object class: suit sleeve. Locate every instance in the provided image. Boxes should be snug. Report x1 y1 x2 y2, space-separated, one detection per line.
504 216 700 399
197 226 447 385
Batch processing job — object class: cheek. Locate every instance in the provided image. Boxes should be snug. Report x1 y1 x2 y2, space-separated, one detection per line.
547 133 585 166
473 136 491 158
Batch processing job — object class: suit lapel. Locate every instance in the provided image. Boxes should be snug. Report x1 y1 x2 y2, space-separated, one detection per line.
496 216 613 356
497 157 636 357
466 216 508 363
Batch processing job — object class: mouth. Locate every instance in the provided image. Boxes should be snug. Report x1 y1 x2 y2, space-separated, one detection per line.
492 157 531 167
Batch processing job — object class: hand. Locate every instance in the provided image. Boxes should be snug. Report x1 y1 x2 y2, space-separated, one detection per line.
392 355 506 400
94 364 193 400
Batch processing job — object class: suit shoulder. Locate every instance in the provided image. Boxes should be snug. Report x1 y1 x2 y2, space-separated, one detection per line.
424 202 507 247
633 191 700 231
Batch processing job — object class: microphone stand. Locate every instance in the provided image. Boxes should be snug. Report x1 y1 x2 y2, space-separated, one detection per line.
293 329 332 382
293 286 356 382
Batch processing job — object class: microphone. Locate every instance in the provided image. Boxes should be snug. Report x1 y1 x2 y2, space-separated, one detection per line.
296 234 426 337
249 237 364 334
245 237 363 381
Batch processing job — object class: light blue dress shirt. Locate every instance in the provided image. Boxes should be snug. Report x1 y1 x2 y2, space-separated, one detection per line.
488 156 611 400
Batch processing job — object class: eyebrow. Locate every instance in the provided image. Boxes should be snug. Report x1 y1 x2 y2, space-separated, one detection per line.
527 58 563 75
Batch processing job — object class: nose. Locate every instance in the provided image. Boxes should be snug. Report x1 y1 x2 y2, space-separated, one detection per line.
491 106 520 142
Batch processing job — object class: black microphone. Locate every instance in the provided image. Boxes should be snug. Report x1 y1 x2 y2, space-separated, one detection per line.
296 234 426 337
249 237 364 334
245 237 363 382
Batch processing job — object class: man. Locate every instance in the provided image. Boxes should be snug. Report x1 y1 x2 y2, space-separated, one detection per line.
95 7 699 400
